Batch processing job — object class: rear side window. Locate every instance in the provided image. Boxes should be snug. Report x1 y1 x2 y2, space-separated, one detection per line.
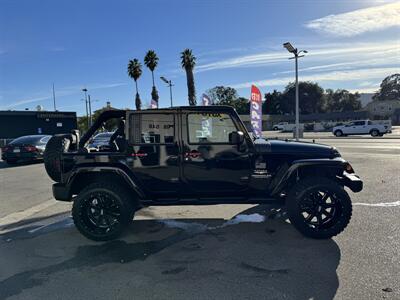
129 113 175 144
354 121 365 126
187 113 237 144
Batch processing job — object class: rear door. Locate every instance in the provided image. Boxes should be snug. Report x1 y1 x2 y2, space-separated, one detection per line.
180 110 252 196
127 111 181 197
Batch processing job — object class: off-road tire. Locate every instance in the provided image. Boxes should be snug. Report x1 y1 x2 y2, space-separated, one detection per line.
43 135 70 182
370 129 379 137
72 181 135 241
334 130 343 137
286 177 352 239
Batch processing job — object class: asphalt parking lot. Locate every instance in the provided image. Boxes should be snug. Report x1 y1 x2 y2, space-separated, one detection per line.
0 137 399 300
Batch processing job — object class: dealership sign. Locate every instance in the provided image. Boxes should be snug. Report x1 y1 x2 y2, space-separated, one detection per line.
250 85 262 137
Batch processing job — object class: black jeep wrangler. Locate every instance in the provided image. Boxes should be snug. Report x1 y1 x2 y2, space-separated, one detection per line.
44 106 362 241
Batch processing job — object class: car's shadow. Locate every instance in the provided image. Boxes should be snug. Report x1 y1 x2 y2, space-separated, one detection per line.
0 205 340 299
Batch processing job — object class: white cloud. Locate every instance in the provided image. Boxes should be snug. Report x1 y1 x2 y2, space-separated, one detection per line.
230 67 398 90
195 42 399 73
305 2 400 37
1 82 127 109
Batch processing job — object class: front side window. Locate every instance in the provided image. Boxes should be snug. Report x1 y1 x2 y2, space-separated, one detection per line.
129 113 175 144
188 113 237 144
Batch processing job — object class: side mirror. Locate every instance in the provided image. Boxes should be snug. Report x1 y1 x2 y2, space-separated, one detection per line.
229 131 245 145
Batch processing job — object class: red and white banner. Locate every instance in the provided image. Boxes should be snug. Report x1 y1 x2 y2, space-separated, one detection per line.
250 85 262 137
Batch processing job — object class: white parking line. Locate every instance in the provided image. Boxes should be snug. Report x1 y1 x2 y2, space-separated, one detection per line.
353 200 400 207
0 199 56 228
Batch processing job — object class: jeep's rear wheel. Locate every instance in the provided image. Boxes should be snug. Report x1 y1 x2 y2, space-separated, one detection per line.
286 178 352 239
72 182 134 241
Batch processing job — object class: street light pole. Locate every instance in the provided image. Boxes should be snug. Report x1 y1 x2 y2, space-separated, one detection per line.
52 83 57 111
295 54 299 141
160 76 174 107
82 88 89 129
88 94 93 127
283 42 307 141
168 80 173 107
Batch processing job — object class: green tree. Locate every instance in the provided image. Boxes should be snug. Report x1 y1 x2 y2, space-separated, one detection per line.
263 90 283 114
127 58 143 110
144 50 159 107
206 86 249 114
181 49 197 105
373 74 400 101
207 86 238 104
281 81 325 114
325 89 361 112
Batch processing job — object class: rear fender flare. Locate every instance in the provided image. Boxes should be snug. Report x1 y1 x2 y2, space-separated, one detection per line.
68 167 145 199
271 158 346 196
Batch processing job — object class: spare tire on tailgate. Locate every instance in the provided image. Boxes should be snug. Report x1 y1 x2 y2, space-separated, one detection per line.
44 135 71 182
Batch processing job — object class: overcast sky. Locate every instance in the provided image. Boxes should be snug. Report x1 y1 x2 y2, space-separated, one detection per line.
0 0 399 114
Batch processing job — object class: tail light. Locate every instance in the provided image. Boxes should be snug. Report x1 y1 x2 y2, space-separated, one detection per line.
24 145 38 152
2 146 10 152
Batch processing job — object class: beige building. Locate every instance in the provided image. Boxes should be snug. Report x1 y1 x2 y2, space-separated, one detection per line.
365 100 400 118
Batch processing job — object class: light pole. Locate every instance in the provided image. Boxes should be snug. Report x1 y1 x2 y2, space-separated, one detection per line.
160 76 174 107
283 42 307 141
82 88 89 129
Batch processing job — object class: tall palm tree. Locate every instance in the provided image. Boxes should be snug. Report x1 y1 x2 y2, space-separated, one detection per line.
127 58 142 110
181 49 196 106
144 50 159 107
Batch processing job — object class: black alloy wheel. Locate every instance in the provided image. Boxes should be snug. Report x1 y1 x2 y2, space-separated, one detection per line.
298 189 341 230
286 177 352 239
72 182 134 241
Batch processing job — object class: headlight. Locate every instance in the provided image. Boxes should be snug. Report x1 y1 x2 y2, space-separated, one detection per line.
344 162 355 173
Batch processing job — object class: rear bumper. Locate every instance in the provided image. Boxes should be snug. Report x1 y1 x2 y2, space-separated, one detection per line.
53 183 72 201
341 172 363 193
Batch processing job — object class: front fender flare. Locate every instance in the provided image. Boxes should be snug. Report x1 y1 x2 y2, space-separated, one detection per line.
270 157 347 196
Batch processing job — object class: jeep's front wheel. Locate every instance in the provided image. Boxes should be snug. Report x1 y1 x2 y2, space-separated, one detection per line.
286 178 352 239
72 182 134 241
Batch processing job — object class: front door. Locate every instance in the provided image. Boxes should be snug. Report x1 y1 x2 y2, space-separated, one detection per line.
127 111 180 198
180 111 252 196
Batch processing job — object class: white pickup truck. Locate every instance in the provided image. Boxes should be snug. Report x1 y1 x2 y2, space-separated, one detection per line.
332 120 390 137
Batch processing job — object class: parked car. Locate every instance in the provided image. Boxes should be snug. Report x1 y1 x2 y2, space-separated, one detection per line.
272 122 288 131
332 120 390 137
43 106 362 241
1 135 51 164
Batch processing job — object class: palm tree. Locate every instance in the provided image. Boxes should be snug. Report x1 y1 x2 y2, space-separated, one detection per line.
144 50 159 107
181 49 196 105
127 58 142 110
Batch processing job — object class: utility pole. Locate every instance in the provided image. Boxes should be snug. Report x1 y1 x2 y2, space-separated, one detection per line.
52 83 57 111
283 42 307 141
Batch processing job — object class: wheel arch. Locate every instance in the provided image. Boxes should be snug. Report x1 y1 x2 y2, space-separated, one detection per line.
270 158 346 196
69 168 145 203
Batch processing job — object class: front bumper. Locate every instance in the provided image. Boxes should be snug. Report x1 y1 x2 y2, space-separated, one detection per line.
341 172 363 193
53 183 72 201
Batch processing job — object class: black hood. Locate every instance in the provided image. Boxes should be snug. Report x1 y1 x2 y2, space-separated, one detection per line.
254 139 340 159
